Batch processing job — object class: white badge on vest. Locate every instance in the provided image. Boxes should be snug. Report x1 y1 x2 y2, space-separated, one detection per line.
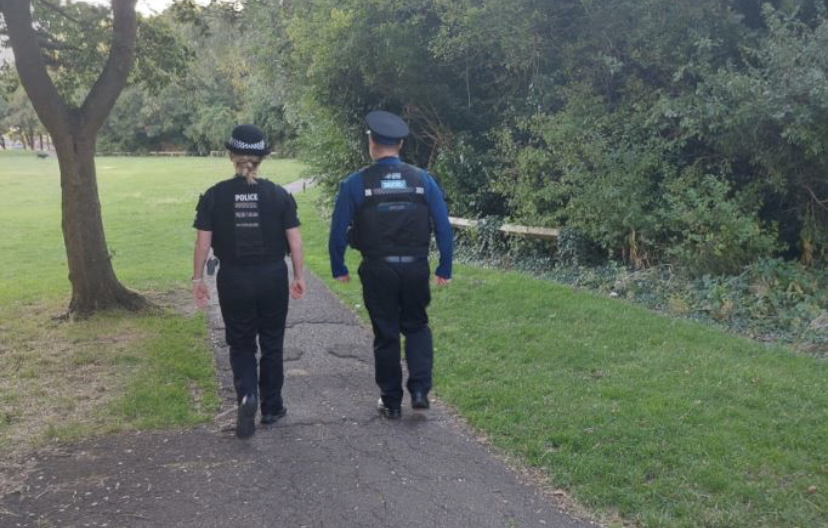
381 180 407 190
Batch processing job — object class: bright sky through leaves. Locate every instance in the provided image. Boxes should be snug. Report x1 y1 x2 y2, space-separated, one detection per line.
85 0 211 15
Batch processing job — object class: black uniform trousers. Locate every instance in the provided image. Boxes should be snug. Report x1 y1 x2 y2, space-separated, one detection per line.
358 258 433 408
216 260 289 414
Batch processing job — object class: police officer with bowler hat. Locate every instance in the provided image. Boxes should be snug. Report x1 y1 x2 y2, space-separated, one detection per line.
193 124 305 438
329 110 453 419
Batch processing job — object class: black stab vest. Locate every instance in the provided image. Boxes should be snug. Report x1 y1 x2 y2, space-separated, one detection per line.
353 162 431 258
211 179 286 265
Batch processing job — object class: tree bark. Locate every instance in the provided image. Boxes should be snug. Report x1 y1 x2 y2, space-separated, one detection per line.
53 128 146 314
1 0 147 317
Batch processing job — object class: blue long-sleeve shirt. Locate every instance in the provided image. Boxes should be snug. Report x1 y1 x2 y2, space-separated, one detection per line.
329 156 453 279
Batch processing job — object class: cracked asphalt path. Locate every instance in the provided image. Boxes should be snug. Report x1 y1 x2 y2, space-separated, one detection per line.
1 181 597 528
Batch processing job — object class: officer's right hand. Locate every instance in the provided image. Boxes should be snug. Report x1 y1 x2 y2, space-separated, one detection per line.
193 280 210 308
335 275 351 283
435 276 451 287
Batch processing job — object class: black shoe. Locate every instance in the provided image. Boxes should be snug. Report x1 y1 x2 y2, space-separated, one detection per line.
260 406 287 425
411 391 430 410
377 398 402 420
236 394 257 439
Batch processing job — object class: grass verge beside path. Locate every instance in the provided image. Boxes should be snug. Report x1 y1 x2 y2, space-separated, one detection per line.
295 188 828 528
0 152 303 472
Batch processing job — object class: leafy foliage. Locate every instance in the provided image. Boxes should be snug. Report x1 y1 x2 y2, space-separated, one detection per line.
0 1 192 106
662 171 779 276
97 1 295 154
0 87 44 148
275 0 828 274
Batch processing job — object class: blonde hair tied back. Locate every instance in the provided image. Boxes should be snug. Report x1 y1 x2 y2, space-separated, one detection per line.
230 153 263 185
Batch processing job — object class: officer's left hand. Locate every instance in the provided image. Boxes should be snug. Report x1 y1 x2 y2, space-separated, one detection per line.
290 278 306 299
435 276 451 287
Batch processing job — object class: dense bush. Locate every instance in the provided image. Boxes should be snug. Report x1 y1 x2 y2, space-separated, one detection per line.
661 171 780 275
276 0 828 275
431 136 505 218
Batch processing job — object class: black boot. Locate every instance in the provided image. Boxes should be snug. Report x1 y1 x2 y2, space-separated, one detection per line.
411 391 430 410
260 406 287 425
236 394 257 438
377 398 402 419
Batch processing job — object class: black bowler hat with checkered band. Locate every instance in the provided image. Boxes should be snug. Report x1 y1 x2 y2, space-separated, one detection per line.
225 124 271 157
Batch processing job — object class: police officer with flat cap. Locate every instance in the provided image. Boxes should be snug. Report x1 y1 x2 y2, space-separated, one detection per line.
329 110 453 419
193 124 305 438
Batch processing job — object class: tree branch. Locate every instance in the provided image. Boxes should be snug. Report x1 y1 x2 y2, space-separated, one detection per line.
79 0 137 135
804 185 828 211
0 0 70 136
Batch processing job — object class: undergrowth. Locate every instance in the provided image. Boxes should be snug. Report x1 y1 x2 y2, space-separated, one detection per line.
453 227 828 353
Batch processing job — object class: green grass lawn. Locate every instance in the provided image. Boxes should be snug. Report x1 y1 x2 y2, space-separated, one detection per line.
0 151 303 457
295 188 828 528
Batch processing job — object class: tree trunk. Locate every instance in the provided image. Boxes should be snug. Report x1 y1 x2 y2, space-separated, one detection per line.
0 136 5 149
53 130 148 316
38 133 43 150
1 0 145 317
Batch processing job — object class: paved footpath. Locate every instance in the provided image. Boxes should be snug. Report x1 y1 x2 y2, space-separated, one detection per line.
1 181 598 528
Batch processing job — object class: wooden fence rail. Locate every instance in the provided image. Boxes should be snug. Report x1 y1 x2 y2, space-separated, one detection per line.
149 151 193 157
448 216 559 241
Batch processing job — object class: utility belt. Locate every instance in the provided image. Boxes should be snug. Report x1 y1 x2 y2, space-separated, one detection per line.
364 255 428 264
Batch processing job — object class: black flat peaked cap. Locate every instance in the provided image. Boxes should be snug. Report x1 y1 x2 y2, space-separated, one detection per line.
366 110 409 145
225 124 271 157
